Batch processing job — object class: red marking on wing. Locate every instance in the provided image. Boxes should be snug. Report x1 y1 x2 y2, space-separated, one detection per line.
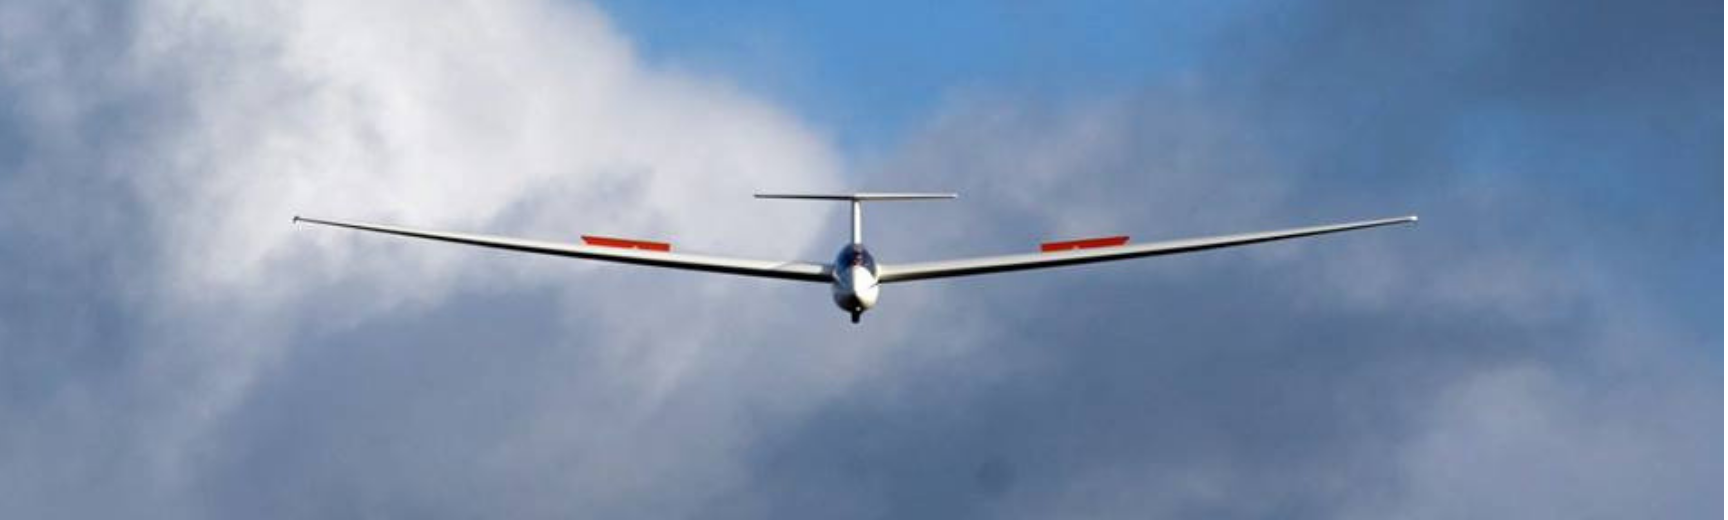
1040 235 1129 253
582 235 672 252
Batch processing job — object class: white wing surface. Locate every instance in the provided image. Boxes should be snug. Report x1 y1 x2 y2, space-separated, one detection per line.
876 216 1417 283
294 216 832 283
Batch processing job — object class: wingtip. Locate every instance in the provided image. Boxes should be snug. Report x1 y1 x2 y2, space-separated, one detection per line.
292 215 301 224
1407 215 1419 223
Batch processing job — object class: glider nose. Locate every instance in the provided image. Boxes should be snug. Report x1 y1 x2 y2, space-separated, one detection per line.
850 265 879 309
831 265 880 316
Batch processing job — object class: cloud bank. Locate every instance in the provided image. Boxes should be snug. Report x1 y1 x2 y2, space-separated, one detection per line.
0 0 866 516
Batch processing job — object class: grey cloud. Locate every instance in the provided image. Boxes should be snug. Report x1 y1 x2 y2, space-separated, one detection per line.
725 0 1719 517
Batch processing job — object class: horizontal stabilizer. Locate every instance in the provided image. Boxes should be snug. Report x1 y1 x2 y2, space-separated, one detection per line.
755 192 957 201
756 192 955 244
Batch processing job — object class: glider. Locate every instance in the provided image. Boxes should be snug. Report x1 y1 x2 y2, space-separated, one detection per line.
295 193 1416 323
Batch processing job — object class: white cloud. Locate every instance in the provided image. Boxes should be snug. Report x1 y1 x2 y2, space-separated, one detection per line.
0 0 877 516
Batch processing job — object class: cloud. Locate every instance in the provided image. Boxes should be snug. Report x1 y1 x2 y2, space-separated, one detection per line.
0 0 877 517
1343 361 1717 520
716 0 1720 514
739 85 1715 519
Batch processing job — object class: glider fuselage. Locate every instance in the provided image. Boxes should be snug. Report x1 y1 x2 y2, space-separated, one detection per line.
831 244 879 323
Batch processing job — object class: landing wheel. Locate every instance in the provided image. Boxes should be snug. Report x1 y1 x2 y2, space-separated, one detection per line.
850 309 862 324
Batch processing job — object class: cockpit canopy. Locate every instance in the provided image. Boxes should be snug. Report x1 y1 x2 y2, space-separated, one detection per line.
834 244 877 273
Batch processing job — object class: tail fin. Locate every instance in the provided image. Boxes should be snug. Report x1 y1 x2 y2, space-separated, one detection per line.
755 192 957 244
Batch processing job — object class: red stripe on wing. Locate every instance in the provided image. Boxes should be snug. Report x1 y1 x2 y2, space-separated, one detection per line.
581 235 672 252
1040 235 1129 252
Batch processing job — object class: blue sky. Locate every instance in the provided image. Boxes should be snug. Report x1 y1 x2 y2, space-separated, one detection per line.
602 1 1246 152
0 0 1719 518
